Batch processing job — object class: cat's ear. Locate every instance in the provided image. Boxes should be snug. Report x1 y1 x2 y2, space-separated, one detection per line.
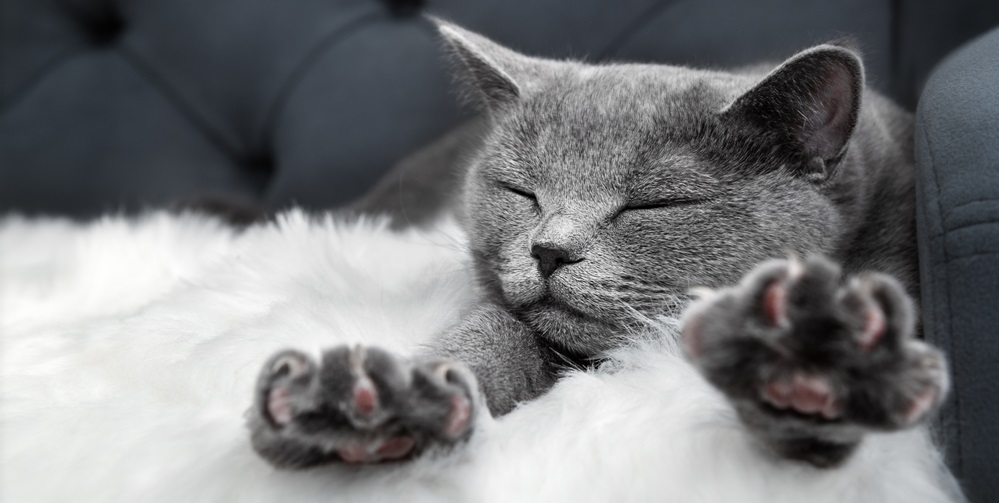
433 18 544 110
722 42 864 180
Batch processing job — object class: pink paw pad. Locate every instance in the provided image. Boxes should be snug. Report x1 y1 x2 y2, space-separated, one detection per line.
762 374 841 419
337 441 369 463
346 346 381 417
444 395 472 438
337 436 415 464
763 279 789 327
762 258 805 327
857 304 886 351
903 389 938 424
267 387 293 425
377 436 416 459
681 314 703 359
430 364 472 438
352 376 379 416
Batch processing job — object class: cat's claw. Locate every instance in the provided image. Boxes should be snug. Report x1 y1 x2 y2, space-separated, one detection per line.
681 256 949 467
247 345 478 468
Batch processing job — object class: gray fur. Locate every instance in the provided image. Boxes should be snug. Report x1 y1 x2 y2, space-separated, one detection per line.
247 20 945 470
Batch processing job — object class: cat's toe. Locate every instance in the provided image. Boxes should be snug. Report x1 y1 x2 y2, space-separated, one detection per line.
319 345 411 429
836 272 913 352
394 359 478 442
259 350 317 427
428 362 476 438
875 340 949 428
833 273 949 428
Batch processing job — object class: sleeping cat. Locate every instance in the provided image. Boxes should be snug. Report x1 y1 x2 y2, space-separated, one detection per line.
247 20 949 472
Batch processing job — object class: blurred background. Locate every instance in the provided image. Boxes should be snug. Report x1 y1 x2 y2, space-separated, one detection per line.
2 0 998 218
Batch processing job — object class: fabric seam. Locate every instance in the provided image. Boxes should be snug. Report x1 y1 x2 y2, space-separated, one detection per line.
254 7 382 153
595 0 681 60
920 116 962 477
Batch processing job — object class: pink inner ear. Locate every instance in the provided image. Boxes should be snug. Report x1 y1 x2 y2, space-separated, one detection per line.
804 64 856 159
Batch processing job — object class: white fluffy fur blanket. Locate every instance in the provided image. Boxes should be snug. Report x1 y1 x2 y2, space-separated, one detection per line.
0 211 958 502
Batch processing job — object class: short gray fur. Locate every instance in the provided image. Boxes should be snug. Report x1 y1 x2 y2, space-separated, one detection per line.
246 20 949 472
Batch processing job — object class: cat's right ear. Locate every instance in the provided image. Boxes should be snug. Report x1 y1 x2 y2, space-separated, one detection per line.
433 18 543 111
721 42 864 181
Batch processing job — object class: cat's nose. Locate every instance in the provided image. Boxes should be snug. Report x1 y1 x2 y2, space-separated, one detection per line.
531 243 582 278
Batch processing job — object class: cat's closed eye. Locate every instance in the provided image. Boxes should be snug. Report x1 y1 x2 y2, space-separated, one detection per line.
621 198 707 213
501 183 538 203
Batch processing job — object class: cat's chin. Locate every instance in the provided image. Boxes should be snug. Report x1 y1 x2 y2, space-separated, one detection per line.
517 298 620 355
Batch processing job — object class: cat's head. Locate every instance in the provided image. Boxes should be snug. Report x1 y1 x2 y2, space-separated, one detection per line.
437 21 864 355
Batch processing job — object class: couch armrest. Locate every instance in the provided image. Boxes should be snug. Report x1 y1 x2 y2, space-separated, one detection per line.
915 26 999 502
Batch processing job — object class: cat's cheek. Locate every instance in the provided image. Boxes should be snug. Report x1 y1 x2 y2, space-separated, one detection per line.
496 252 545 306
501 280 543 307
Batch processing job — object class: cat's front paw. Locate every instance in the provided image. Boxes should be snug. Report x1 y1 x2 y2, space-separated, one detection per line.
681 256 949 467
247 345 478 469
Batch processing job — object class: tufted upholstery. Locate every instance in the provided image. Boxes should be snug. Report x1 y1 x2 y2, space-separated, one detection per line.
3 0 998 217
1 0 466 215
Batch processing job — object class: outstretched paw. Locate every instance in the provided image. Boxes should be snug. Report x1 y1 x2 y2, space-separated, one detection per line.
682 256 948 467
247 345 477 469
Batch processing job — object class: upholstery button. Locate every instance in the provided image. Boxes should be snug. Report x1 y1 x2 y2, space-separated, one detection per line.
88 9 125 46
244 152 276 192
381 0 424 16
246 152 275 174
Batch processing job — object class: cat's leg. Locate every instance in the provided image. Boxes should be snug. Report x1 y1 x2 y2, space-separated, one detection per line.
681 255 948 468
421 303 558 416
247 304 555 468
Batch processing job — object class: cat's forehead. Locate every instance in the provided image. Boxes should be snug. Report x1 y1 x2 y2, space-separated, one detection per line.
502 65 749 151
536 64 746 120
487 65 745 187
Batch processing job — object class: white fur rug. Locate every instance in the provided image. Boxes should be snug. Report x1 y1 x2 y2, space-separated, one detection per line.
0 210 958 502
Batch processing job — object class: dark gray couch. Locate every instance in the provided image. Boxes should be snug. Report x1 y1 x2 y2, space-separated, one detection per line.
2 0 997 499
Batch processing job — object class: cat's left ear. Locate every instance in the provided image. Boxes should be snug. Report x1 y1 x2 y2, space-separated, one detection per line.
432 18 549 111
722 42 864 181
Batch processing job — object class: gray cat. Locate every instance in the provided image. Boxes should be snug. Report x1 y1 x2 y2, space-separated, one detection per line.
246 20 949 471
